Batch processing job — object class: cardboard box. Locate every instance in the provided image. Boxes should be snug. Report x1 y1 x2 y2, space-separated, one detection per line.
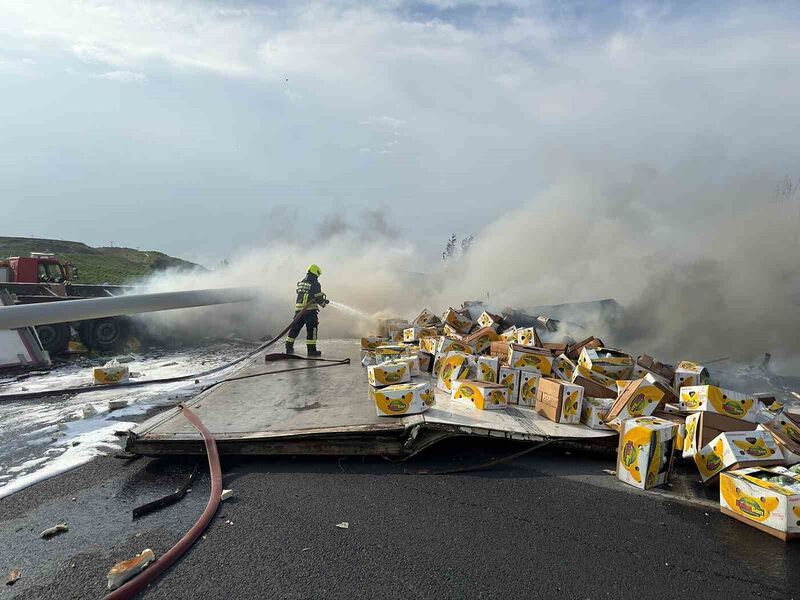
507 344 553 375
693 430 783 484
566 336 603 360
418 351 433 373
581 397 614 430
442 308 474 335
361 352 376 367
674 360 709 390
679 385 759 422
372 382 435 417
412 308 440 327
651 410 687 451
439 336 473 356
499 327 518 343
389 355 421 377
477 311 503 330
571 364 617 399
720 467 800 541
419 336 440 355
498 367 521 405
442 323 461 338
436 351 474 393
551 354 576 381
489 341 511 364
516 327 541 347
682 411 757 459
759 412 800 464
578 347 634 380
543 343 568 355
535 377 584 424
604 374 675 430
402 326 438 342
476 356 499 383
378 319 409 339
617 416 678 490
367 362 411 387
633 354 674 383
374 344 410 364
360 337 385 351
452 380 509 411
518 371 541 407
93 363 129 385
464 327 500 354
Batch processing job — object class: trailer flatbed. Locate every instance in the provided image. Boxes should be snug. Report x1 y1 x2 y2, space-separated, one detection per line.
127 340 616 457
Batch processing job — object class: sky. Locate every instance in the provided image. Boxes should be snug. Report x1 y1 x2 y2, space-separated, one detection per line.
2 1 800 267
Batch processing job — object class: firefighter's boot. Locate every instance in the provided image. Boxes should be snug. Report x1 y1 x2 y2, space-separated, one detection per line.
307 345 322 358
285 342 295 355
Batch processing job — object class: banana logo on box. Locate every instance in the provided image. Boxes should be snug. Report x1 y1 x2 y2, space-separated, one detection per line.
563 391 580 418
681 389 703 410
479 362 496 382
720 476 780 522
373 391 413 414
694 439 725 478
778 419 800 444
732 437 776 458
454 384 479 401
500 372 515 387
420 387 435 407
620 425 652 484
521 376 538 400
645 437 663 488
487 389 506 405
514 354 542 369
380 365 407 384
628 392 649 417
684 415 698 452
708 387 754 418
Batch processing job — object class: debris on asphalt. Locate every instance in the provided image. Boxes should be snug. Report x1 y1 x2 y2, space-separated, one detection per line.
106 548 155 590
80 403 97 419
360 303 800 539
40 522 68 538
220 489 234 501
108 399 128 411
335 522 349 529
132 463 199 519
5 569 20 586
93 358 129 385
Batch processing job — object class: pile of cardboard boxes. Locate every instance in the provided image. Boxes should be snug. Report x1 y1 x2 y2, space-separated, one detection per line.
361 305 800 541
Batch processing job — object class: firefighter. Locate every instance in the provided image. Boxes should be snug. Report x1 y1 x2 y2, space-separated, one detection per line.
285 264 328 357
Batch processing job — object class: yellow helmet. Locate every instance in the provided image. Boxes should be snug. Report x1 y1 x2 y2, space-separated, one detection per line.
308 264 322 277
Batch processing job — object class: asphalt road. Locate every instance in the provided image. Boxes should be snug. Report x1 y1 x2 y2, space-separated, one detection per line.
1 439 798 599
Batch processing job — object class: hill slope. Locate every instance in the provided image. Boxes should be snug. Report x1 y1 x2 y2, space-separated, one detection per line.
0 237 203 285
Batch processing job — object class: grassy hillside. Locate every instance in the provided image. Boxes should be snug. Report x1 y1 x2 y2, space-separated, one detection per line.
0 237 203 285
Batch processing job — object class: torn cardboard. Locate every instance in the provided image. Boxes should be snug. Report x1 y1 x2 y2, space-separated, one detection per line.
682 411 757 459
604 374 674 431
571 364 616 399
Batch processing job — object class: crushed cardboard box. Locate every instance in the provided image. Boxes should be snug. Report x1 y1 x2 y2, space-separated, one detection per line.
758 411 800 465
535 377 584 424
566 336 603 360
617 416 678 490
571 364 616 399
682 411 757 459
633 354 674 384
374 344 410 364
452 380 509 411
372 382 435 416
603 374 674 431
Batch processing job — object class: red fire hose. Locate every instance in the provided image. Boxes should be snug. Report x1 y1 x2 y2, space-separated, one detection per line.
103 404 222 600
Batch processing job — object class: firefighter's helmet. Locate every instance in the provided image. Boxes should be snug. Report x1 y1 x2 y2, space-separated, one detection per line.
308 264 322 277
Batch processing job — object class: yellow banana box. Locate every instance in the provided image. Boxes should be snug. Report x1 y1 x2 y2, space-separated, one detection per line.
374 344 410 364
516 327 540 347
412 308 440 327
674 360 709 390
418 351 433 373
498 367 520 405
507 344 553 375
535 377 584 424
758 412 800 464
93 364 129 385
361 352 376 367
682 411 757 459
371 382 435 417
367 361 411 387
679 385 759 422
578 347 634 380
616 416 677 490
464 327 500 354
518 371 541 407
360 337 385 351
499 327 518 343
604 374 674 431
477 311 503 330
442 308 474 335
720 467 800 540
436 351 474 393
452 380 509 411
439 336 473 356
476 356 499 383
693 430 783 484
419 336 440 355
581 397 614 430
551 354 576 381
571 363 617 399
402 326 438 342
387 355 420 377
442 323 461 338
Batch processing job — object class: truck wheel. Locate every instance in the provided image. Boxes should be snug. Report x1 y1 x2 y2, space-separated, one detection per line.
36 323 71 355
84 317 131 353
